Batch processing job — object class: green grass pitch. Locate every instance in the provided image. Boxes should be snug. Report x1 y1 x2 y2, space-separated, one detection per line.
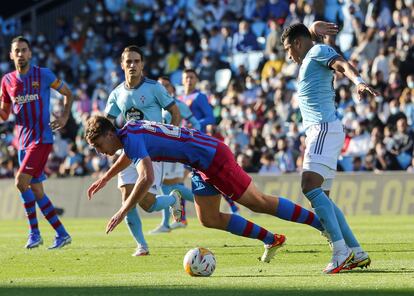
0 215 413 296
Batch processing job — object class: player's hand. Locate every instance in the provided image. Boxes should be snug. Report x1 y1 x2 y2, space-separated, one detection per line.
50 114 69 131
356 83 379 100
87 177 108 200
106 209 127 234
310 21 338 39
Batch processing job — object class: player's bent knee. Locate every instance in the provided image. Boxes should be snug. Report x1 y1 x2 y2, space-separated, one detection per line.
198 215 220 229
15 178 29 193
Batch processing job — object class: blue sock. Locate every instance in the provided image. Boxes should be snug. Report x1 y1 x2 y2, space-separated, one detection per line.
226 214 275 244
331 202 360 248
305 188 343 242
36 195 68 237
20 189 39 234
276 197 324 231
125 208 147 247
147 194 175 212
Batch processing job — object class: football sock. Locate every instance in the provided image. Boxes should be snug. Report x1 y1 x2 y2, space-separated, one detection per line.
224 195 239 213
125 207 147 247
226 214 275 244
331 201 360 248
276 197 324 231
305 188 343 242
147 194 175 212
36 195 68 237
20 189 39 234
351 246 364 255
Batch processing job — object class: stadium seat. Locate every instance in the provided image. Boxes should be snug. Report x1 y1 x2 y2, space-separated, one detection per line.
247 51 264 72
215 69 232 92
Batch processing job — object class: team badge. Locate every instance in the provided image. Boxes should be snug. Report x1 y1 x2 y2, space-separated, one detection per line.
125 107 144 121
32 81 40 89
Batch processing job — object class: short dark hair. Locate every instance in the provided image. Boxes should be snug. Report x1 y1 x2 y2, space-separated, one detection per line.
10 36 31 50
183 68 198 79
85 115 116 144
158 76 171 83
121 45 144 61
281 23 311 44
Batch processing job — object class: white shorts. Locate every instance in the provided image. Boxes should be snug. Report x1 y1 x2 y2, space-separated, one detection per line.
117 161 163 195
162 162 185 180
303 120 345 190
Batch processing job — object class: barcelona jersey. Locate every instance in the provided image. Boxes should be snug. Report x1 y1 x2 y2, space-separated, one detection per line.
1 65 63 149
119 120 219 171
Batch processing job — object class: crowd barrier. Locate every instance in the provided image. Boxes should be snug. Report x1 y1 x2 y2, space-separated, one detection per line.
1 172 413 220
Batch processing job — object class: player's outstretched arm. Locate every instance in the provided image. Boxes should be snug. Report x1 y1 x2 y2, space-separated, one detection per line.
50 83 73 130
106 156 154 233
87 153 132 200
309 21 339 42
330 56 379 100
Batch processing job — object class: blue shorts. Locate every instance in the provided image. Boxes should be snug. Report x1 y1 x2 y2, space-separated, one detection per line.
191 171 220 196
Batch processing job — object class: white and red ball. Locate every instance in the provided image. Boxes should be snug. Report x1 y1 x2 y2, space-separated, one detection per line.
183 247 216 276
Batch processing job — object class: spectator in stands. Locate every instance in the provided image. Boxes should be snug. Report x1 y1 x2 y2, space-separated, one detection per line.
258 151 280 175
232 20 260 53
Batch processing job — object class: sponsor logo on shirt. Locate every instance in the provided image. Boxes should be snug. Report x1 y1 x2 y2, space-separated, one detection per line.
125 107 144 121
12 94 39 104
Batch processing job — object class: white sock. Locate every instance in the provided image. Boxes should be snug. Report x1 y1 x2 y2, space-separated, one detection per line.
351 246 364 254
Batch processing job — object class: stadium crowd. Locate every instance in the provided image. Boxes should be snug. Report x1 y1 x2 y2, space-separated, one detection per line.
0 0 414 179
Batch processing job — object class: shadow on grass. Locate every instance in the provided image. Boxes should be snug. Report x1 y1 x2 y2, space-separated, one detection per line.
0 287 413 296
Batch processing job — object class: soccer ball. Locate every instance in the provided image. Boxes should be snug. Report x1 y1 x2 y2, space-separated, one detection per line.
183 247 216 277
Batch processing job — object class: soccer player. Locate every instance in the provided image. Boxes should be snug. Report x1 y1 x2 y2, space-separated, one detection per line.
94 45 182 256
179 69 240 220
281 22 377 273
85 116 327 263
0 36 73 249
149 76 201 234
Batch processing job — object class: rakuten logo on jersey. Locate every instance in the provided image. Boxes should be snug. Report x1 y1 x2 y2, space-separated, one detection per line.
12 94 39 104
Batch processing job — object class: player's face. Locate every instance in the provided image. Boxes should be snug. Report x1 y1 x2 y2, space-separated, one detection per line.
91 133 117 156
121 51 144 79
182 72 197 91
10 41 32 70
283 39 301 64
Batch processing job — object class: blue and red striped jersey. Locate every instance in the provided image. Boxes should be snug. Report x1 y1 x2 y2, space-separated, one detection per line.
0 65 63 149
119 120 220 171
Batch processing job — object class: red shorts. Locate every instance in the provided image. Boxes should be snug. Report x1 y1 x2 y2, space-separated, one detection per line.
200 141 252 200
18 143 53 179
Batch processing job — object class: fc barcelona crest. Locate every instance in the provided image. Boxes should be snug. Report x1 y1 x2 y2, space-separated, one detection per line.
32 81 40 89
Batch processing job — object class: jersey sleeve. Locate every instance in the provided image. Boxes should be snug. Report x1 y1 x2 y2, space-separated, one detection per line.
309 45 340 68
104 90 121 118
42 68 63 91
124 132 148 164
0 77 11 104
195 93 215 130
154 83 175 109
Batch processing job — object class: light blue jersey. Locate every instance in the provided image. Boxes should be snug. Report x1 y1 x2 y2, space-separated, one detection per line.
163 98 201 130
105 77 175 122
297 44 340 129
